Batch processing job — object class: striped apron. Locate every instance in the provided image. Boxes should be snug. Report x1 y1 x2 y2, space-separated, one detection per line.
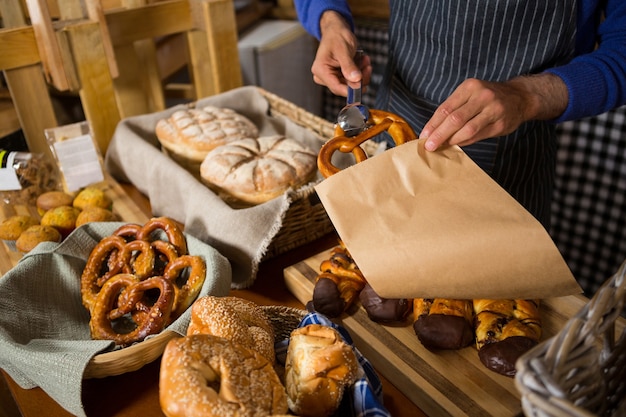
376 0 577 228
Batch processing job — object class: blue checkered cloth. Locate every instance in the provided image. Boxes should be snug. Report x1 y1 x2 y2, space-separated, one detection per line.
275 312 392 417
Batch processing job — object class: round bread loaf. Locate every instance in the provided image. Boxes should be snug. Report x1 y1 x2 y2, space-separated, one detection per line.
159 334 288 417
200 135 317 205
155 106 259 167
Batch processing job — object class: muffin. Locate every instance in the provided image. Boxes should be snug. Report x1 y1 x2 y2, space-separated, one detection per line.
36 191 75 217
72 187 112 211
16 225 62 253
40 205 80 238
75 206 118 227
0 215 40 251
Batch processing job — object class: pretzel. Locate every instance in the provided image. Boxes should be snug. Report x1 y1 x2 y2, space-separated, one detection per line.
117 239 156 280
136 216 187 256
81 217 207 346
89 274 176 347
163 255 207 319
112 223 142 241
150 240 180 275
81 235 128 311
317 109 417 178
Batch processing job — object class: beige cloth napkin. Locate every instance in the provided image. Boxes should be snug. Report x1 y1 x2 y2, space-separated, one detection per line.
105 86 324 288
315 139 582 300
0 222 231 417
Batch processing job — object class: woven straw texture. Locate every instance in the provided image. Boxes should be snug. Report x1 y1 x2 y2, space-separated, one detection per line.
515 260 626 417
260 305 307 341
257 88 336 258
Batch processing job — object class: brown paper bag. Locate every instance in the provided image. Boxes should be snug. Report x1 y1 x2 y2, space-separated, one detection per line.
315 138 582 300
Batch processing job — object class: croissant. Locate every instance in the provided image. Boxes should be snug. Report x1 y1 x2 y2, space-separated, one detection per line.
312 243 366 318
412 298 475 350
473 299 542 376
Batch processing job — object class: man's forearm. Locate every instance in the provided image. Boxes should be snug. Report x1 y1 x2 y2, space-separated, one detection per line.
508 73 569 122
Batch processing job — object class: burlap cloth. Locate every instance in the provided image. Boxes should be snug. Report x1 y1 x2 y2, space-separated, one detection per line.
0 221 232 417
104 86 326 288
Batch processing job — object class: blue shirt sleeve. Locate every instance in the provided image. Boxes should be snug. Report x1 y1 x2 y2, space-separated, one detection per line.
293 0 355 40
546 0 626 122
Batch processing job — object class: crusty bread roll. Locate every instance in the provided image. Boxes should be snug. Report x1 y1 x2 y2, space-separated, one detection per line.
160 334 288 417
155 106 258 170
200 135 317 205
187 296 275 364
284 324 358 417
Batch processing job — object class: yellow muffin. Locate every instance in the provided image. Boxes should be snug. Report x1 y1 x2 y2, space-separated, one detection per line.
16 225 62 253
0 215 40 251
75 206 118 227
40 205 80 238
72 187 112 211
36 191 75 217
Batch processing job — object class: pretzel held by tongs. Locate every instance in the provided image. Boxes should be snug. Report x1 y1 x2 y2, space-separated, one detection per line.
317 109 418 178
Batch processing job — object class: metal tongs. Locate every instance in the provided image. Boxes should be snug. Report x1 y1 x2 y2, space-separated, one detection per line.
336 49 370 137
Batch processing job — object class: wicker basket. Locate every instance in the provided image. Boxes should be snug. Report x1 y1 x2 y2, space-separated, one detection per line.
84 305 307 379
515 261 626 417
256 88 337 259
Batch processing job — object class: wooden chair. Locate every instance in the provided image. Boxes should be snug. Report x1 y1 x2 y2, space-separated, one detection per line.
17 0 242 155
0 0 59 162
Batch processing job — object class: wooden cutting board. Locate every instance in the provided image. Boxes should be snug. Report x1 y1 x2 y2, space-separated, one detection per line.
284 249 592 417
0 173 149 277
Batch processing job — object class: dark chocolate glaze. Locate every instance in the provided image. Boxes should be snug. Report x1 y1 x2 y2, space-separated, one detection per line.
359 283 411 323
413 314 474 350
312 277 345 318
478 336 538 377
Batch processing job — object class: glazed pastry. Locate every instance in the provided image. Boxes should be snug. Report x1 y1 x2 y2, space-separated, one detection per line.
413 298 475 350
312 243 366 318
473 299 542 377
359 283 412 323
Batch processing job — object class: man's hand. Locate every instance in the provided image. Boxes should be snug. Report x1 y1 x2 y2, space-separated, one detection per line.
311 11 372 97
421 73 569 151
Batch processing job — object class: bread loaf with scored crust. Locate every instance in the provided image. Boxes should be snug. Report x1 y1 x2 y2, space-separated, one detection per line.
200 135 317 205
155 106 259 165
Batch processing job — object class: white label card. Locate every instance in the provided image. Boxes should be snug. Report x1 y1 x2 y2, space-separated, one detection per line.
53 134 104 191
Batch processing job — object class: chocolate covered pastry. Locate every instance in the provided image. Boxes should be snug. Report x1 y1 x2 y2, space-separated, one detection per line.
413 298 475 350
473 299 542 377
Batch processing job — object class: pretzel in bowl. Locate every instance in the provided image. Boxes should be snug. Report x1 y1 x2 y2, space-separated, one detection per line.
89 274 176 347
317 109 417 178
80 217 206 346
